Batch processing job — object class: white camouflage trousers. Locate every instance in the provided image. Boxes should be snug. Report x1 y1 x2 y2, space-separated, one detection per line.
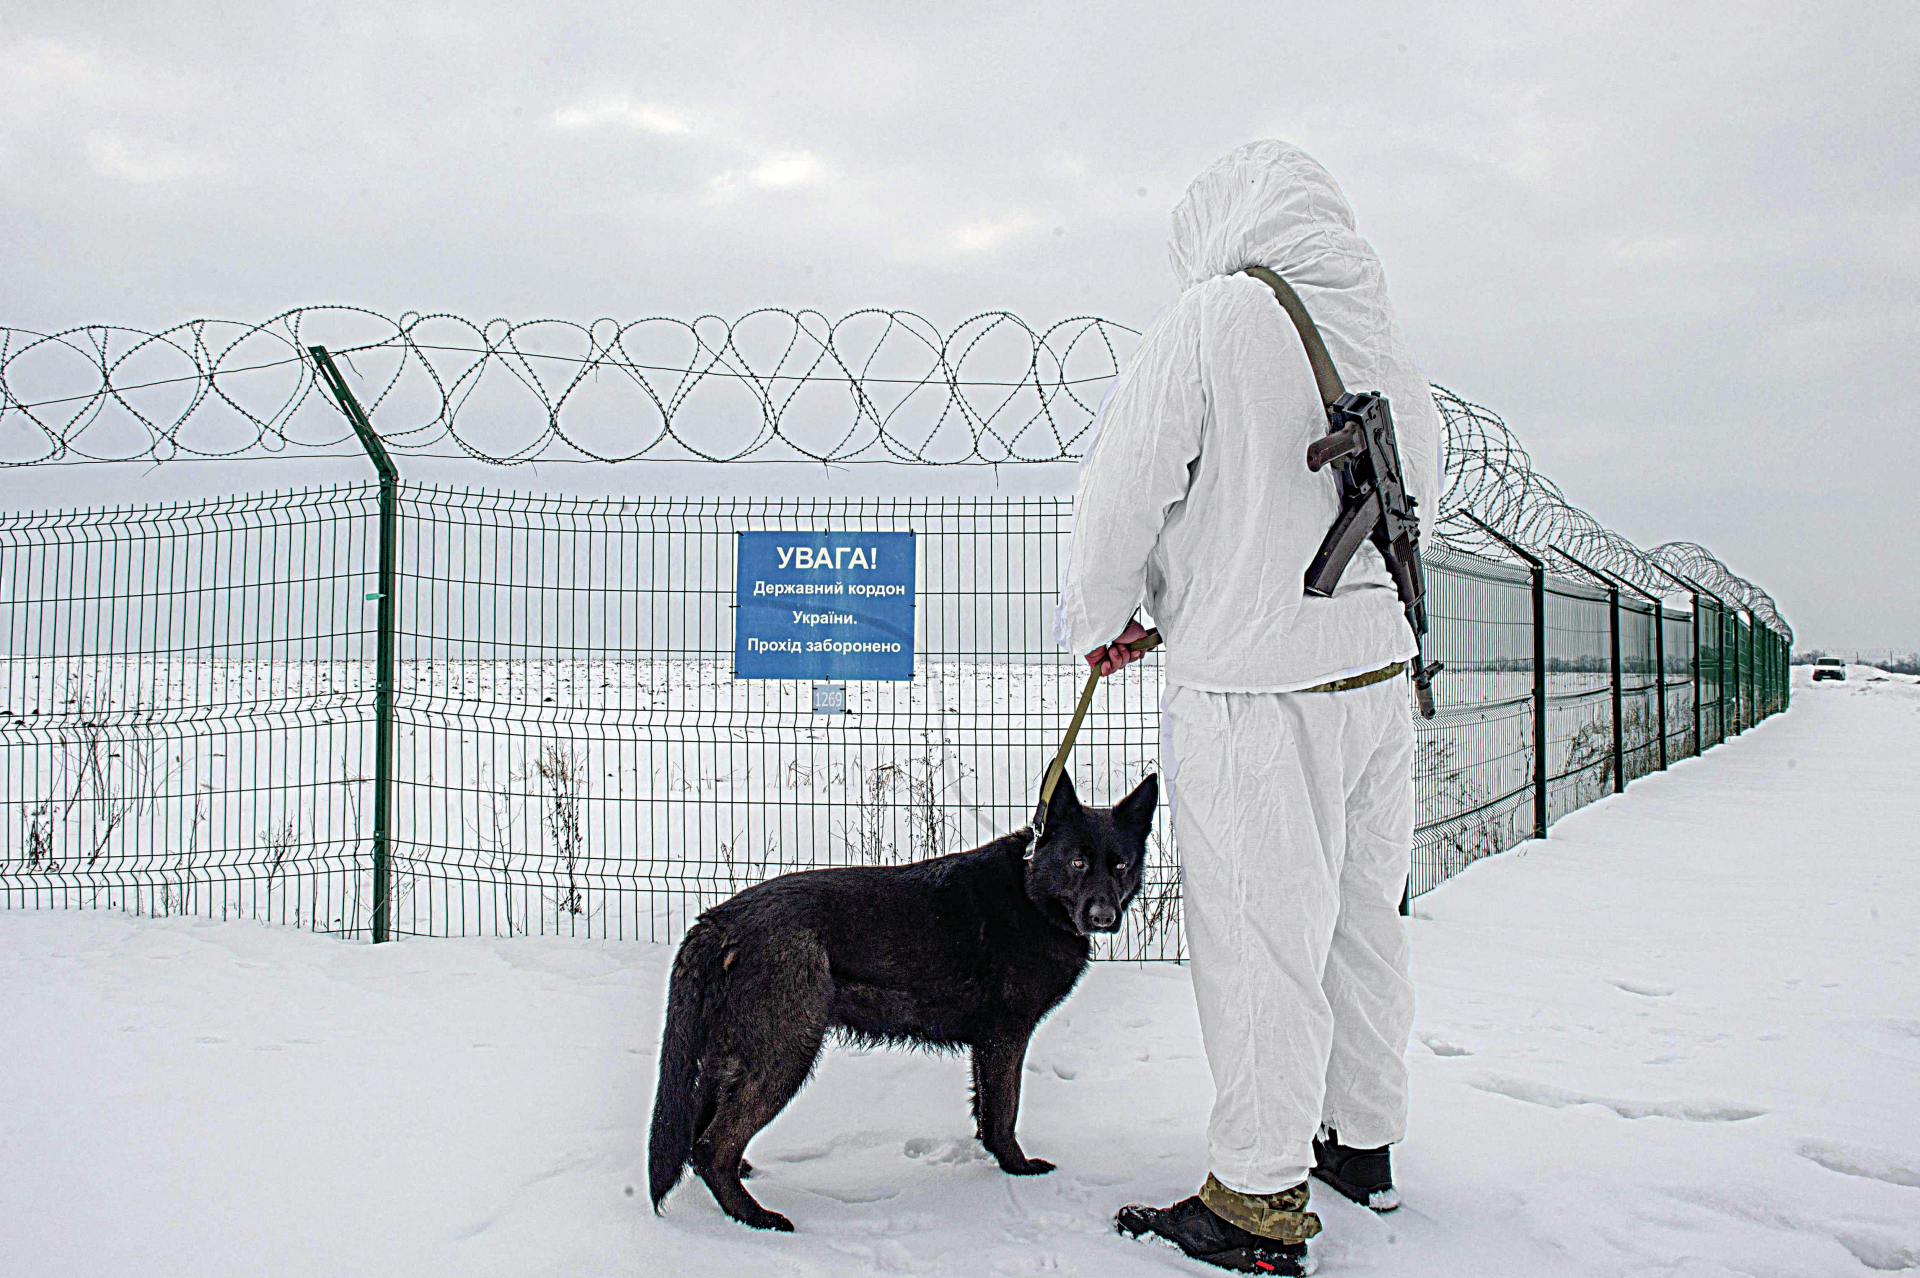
1162 676 1416 1195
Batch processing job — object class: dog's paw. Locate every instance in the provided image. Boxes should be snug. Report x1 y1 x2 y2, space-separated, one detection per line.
999 1156 1056 1176
740 1208 794 1232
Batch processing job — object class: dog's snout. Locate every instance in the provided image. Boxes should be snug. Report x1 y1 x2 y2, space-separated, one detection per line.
1088 902 1117 930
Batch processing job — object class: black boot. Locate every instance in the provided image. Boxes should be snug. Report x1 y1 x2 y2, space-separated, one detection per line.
1114 1196 1315 1275
1311 1130 1398 1212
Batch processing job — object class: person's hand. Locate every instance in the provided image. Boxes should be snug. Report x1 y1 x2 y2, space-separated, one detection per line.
1085 619 1151 677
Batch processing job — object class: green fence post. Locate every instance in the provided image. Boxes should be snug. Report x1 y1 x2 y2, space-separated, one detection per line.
1553 547 1623 794
309 346 399 944
1653 594 1666 769
1607 584 1625 790
1534 559 1549 834
1466 514 1548 839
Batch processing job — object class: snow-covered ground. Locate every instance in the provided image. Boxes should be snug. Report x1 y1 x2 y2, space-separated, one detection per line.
3 665 1915 1277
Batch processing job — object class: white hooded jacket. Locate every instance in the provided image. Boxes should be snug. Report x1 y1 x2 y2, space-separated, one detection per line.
1058 140 1444 692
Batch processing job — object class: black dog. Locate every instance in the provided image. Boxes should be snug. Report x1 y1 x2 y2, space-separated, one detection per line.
648 771 1157 1231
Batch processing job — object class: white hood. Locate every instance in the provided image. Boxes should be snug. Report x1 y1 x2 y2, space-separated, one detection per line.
1168 140 1410 410
1170 139 1370 293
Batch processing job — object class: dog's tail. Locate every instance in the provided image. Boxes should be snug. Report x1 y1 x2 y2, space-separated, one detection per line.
649 921 729 1212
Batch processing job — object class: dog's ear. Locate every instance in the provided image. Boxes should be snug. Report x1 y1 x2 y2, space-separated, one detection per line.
1111 773 1158 839
1042 769 1084 829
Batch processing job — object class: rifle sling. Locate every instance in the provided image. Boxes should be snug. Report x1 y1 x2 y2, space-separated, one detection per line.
1242 265 1345 407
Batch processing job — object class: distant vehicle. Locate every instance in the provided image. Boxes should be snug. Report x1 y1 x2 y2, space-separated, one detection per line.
1812 658 1846 682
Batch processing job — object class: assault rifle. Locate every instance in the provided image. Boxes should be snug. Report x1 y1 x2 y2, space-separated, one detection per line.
1245 267 1444 718
1304 391 1443 717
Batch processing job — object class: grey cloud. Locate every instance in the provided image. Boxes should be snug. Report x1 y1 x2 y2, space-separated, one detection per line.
3 0 1916 647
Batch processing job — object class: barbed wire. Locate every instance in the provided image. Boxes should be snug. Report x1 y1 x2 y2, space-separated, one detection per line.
0 306 1131 468
0 306 1787 638
1430 387 1789 639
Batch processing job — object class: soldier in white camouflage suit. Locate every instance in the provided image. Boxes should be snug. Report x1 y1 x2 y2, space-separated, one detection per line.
1060 139 1444 1277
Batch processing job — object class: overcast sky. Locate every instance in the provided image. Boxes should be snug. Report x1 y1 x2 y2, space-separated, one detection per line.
4 0 1916 649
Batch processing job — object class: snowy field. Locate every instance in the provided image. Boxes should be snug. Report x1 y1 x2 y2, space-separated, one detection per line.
4 655 1593 956
2 665 1914 1277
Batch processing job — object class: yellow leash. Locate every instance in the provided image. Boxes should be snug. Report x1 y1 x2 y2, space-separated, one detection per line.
1028 628 1163 854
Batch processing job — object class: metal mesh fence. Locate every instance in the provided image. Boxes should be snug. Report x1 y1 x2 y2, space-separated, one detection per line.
1620 597 1659 785
2 483 1790 957
1 490 1186 954
0 489 380 933
381 490 1177 955
1743 615 1756 728
1662 607 1697 762
1544 579 1615 824
2 312 1795 956
1409 545 1535 898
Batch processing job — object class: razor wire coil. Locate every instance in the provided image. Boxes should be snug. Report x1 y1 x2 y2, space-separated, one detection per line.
0 306 1786 639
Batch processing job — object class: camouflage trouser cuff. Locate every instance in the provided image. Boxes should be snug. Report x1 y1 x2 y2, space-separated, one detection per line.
1200 1173 1323 1244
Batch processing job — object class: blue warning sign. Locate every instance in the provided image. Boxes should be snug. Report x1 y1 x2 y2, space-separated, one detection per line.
734 532 915 680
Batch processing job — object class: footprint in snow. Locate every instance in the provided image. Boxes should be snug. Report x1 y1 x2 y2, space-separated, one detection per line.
1418 1032 1473 1057
1832 1226 1919 1274
1609 979 1677 998
1075 1169 1132 1187
770 1138 843 1164
1798 1139 1920 1189
1468 1074 1765 1122
1025 1060 1081 1080
801 1183 900 1205
902 1136 991 1166
823 1239 918 1270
